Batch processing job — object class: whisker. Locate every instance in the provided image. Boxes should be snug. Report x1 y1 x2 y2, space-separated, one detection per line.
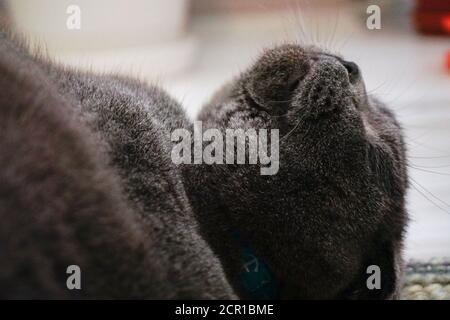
410 155 450 159
410 177 450 208
410 163 450 169
365 80 391 95
292 0 309 45
279 112 309 142
280 120 301 142
408 165 450 176
410 179 450 214
406 131 430 144
335 30 354 53
406 140 449 154
411 176 450 208
328 9 340 52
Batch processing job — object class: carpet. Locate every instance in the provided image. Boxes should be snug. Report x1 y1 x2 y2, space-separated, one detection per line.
401 258 450 300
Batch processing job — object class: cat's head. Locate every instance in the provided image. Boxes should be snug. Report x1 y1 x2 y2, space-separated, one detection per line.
199 44 408 299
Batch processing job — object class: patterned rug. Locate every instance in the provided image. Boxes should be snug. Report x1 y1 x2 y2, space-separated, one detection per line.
401 258 450 300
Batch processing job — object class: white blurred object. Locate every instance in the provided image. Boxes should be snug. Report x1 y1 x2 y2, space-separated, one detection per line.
9 0 195 78
192 0 351 14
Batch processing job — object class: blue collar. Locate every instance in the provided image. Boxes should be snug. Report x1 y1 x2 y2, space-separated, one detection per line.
231 230 280 299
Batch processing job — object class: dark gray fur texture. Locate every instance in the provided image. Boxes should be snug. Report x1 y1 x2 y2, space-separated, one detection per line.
184 45 408 299
0 30 407 299
0 33 235 299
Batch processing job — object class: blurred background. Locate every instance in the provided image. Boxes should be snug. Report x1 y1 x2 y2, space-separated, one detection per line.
2 0 450 262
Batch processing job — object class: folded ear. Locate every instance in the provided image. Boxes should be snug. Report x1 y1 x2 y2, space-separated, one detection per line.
339 240 403 300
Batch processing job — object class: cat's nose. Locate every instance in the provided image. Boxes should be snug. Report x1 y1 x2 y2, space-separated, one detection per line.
296 60 353 119
341 60 359 82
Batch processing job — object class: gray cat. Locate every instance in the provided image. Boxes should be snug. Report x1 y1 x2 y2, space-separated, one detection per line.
0 30 407 299
183 45 408 299
0 32 235 299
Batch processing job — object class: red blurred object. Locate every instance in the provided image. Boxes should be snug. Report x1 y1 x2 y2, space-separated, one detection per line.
414 0 450 35
415 12 450 34
443 15 450 32
417 0 450 11
447 52 450 72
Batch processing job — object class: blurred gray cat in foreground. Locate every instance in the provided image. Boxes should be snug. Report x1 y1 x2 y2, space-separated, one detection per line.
0 31 407 299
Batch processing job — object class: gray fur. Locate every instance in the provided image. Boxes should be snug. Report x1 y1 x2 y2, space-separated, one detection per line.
0 32 407 299
0 32 235 299
183 45 408 299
